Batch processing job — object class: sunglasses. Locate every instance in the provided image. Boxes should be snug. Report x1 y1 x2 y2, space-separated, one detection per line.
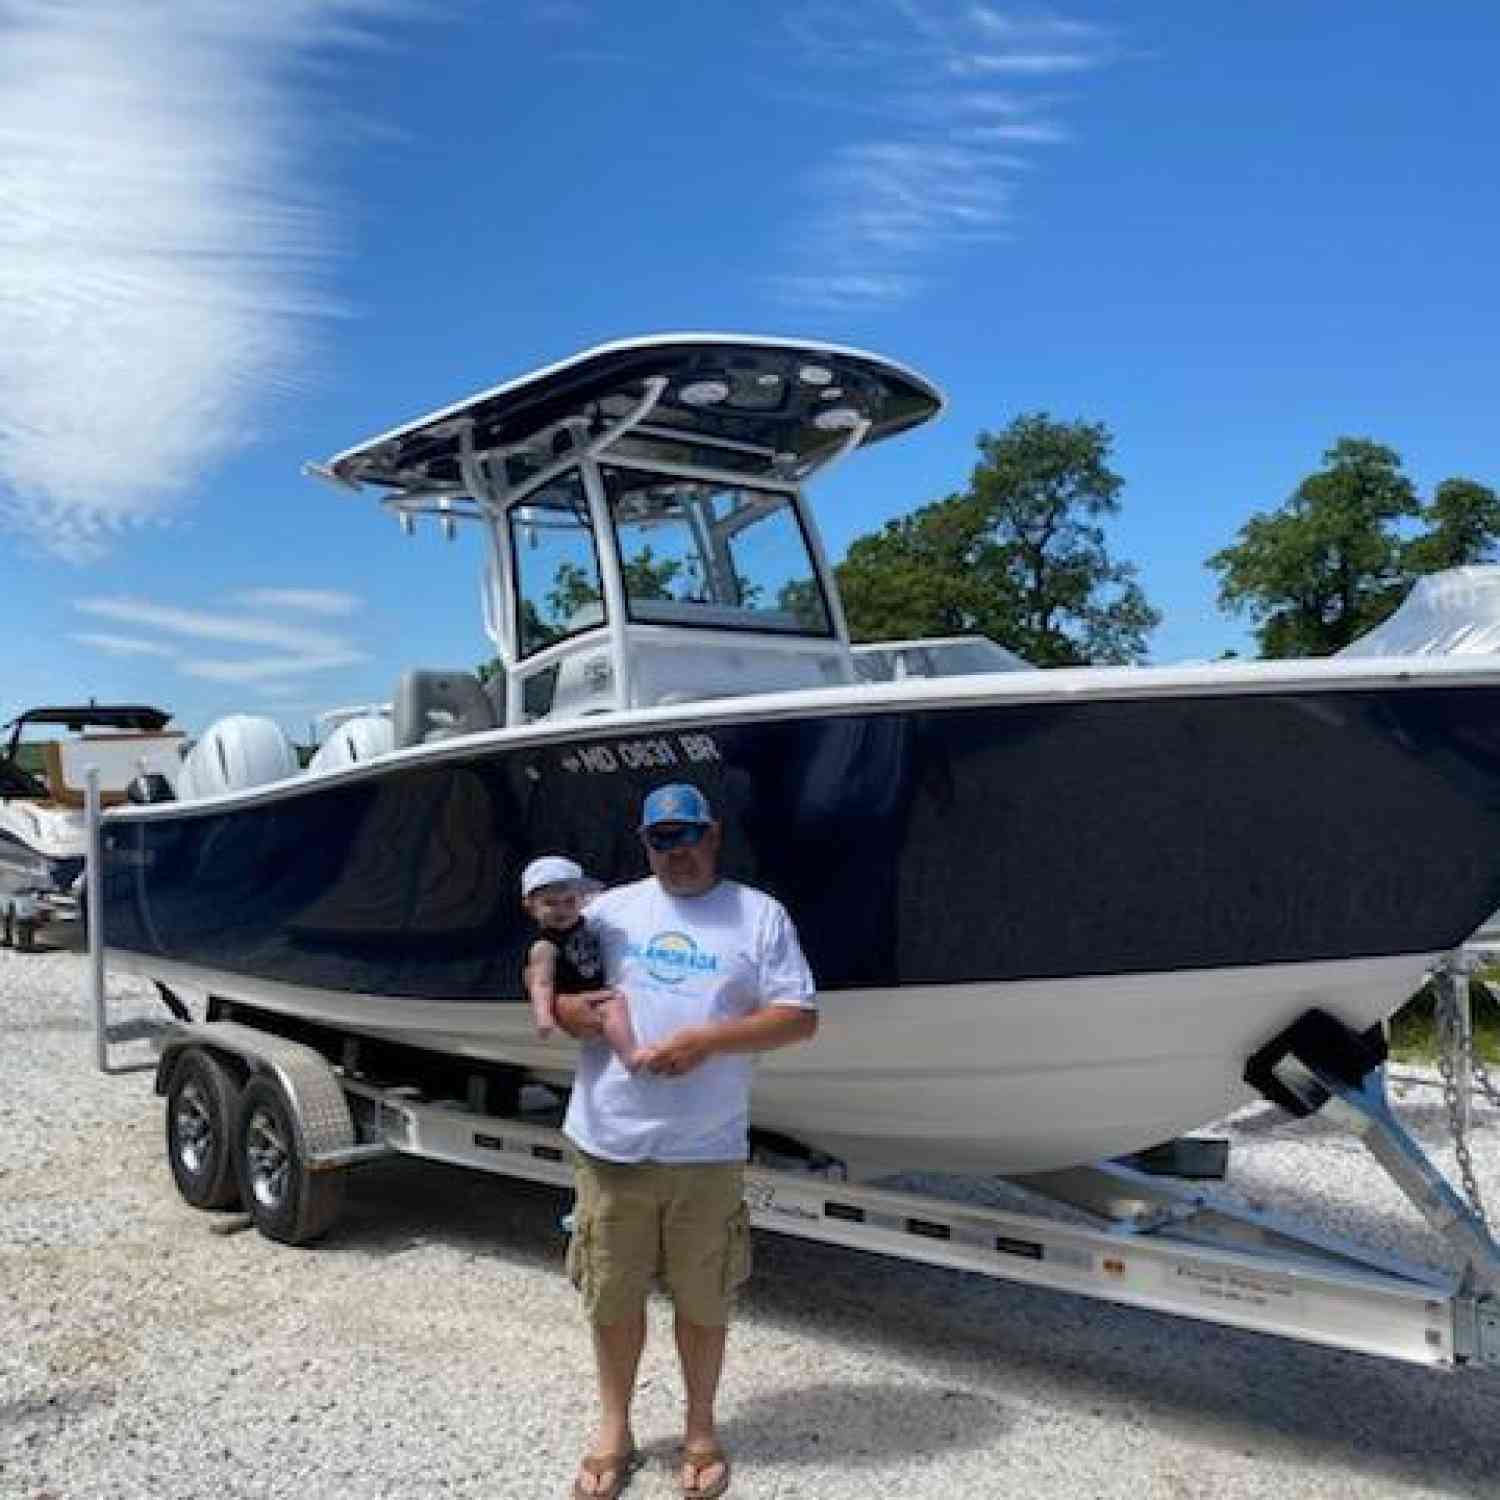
643 823 709 852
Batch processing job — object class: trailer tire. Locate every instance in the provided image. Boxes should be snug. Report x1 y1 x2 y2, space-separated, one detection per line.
234 1075 342 1246
166 1049 243 1210
13 919 36 953
0 904 11 948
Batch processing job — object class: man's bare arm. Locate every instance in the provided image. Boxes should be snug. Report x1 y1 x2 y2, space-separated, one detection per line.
639 1003 817 1075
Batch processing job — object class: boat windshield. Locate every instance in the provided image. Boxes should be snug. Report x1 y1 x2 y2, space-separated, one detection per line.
601 466 832 636
852 637 1034 682
509 469 606 658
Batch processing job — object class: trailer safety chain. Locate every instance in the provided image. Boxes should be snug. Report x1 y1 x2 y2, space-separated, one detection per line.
1436 978 1490 1228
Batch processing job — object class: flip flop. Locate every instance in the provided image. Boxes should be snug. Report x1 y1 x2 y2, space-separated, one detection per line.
571 1448 639 1500
679 1444 731 1500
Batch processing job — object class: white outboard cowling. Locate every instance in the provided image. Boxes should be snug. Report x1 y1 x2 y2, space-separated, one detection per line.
307 714 395 775
176 716 300 800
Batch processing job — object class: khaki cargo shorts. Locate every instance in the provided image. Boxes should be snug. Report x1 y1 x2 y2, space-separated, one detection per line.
566 1150 752 1327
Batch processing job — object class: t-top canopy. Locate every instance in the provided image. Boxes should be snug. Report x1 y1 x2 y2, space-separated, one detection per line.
313 333 944 496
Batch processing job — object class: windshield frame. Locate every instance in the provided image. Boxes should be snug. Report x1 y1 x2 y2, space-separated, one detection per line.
599 461 836 639
505 466 609 662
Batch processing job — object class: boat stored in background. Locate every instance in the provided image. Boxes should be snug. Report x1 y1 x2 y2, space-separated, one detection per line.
2 705 180 950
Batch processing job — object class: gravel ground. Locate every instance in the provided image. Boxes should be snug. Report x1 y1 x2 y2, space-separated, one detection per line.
4 939 1499 1500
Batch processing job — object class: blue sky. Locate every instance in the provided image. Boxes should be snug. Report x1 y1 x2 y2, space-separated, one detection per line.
2 0 1497 736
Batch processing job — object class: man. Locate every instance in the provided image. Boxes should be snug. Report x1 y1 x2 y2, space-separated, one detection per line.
554 782 818 1500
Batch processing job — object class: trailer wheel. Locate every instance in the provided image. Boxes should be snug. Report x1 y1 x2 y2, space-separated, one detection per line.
234 1075 343 1246
166 1049 243 1210
13 919 36 953
0 904 11 948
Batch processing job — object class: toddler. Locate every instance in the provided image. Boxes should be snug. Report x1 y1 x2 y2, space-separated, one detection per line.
521 855 641 1070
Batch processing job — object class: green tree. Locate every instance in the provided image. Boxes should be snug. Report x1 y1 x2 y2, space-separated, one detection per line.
1402 479 1500 574
837 493 999 642
1210 439 1418 656
836 414 1159 665
1208 440 1500 657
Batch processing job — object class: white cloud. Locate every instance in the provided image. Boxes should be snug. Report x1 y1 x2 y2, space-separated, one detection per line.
68 632 177 657
952 121 1070 144
0 1 419 560
770 1 1116 311
925 89 1035 116
76 596 354 654
181 650 369 684
966 7 1105 44
768 271 929 312
823 143 1020 252
232 588 361 616
949 51 1102 76
72 592 371 692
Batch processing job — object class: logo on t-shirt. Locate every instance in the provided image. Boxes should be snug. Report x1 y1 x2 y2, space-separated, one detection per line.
638 930 720 985
564 927 602 982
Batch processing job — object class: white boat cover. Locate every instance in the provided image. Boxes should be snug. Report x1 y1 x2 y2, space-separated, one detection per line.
1338 566 1500 656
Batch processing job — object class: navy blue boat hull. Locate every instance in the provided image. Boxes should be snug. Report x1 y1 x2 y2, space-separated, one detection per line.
99 685 1500 1004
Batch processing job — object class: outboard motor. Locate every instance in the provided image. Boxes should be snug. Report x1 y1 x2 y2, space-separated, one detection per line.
176 716 300 800
307 714 395 775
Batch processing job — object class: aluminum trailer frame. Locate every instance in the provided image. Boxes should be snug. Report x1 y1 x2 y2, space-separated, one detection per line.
127 1009 1500 1373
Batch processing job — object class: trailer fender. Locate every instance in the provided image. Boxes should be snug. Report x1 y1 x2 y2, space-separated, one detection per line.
152 1020 356 1165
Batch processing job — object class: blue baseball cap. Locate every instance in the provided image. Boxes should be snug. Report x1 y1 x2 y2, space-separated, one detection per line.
640 783 714 829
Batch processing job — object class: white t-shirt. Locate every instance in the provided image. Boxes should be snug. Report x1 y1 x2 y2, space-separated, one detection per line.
562 877 817 1163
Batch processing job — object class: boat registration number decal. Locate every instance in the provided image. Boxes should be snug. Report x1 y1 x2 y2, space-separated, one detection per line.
560 733 721 775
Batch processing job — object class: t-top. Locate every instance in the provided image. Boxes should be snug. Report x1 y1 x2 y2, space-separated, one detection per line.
563 877 817 1164
534 918 603 995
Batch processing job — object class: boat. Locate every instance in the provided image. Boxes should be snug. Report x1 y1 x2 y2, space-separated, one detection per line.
93 334 1500 1176
1 705 181 949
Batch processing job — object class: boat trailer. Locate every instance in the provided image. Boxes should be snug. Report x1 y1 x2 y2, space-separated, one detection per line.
83 777 1500 1373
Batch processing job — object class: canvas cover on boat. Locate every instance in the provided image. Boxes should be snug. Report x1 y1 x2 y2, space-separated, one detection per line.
1338 566 1500 657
